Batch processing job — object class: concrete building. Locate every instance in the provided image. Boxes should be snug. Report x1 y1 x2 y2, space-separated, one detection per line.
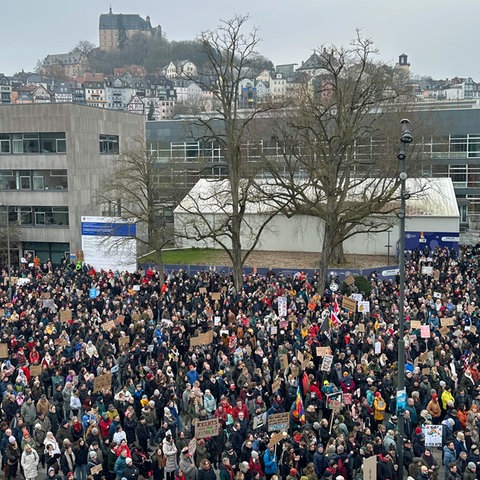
0 103 144 263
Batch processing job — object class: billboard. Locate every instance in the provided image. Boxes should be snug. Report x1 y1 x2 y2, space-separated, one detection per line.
81 216 137 272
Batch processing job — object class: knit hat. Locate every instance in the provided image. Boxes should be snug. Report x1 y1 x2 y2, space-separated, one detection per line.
251 451 259 458
468 462 476 470
126 457 133 465
8 436 15 444
415 427 422 435
48 467 56 474
290 469 298 476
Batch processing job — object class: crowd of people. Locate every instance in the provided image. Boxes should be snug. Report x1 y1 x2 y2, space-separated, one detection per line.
0 244 479 480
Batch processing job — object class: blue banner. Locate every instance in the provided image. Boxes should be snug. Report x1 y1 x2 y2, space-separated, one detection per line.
81 221 136 237
404 231 459 252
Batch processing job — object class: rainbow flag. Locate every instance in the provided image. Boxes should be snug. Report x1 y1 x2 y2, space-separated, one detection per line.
295 385 305 423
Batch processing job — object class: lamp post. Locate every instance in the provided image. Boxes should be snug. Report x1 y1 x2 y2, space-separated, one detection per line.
396 119 413 479
1 205 11 301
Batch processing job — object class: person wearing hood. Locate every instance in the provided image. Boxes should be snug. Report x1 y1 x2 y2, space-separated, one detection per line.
21 444 39 480
427 393 442 423
340 372 355 394
373 392 386 422
377 453 396 480
6 435 21 480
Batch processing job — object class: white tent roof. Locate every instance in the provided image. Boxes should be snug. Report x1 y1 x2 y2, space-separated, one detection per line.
175 177 459 218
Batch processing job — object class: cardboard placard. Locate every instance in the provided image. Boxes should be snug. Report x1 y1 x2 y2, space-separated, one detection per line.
0 343 8 358
342 297 357 312
93 373 112 393
344 274 355 286
119 336 130 347
433 292 442 299
60 309 72 322
358 323 365 333
190 331 214 347
30 365 42 377
90 464 103 476
422 368 431 375
439 326 450 336
195 418 220 439
0 309 4 318
410 320 421 329
54 338 68 347
296 350 304 367
272 378 282 393
102 320 115 332
42 292 51 299
268 431 285 447
433 269 440 281
363 455 377 480
268 412 290 432
210 292 221 301
188 438 197 456
316 346 330 357
440 317 455 327
43 299 55 308
199 287 207 294
279 354 288 370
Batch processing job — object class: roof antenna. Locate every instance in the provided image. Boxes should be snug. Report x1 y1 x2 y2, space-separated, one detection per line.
109 5 112 14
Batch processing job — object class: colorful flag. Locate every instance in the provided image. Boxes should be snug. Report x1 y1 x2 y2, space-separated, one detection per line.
330 298 341 328
295 385 305 423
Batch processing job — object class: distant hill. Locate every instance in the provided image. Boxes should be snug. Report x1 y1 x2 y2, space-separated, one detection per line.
86 33 274 75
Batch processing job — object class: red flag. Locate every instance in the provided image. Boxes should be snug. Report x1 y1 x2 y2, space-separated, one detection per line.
331 298 341 328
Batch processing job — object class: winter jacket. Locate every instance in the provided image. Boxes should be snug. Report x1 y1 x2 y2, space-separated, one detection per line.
263 449 278 475
114 456 128 479
21 402 37 426
443 446 457 468
163 439 178 473
21 449 39 479
179 455 197 480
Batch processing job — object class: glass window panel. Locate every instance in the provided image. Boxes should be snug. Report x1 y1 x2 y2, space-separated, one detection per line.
20 176 31 189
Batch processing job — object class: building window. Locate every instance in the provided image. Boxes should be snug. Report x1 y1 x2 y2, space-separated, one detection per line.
99 134 119 154
10 206 69 226
0 132 66 154
0 170 67 190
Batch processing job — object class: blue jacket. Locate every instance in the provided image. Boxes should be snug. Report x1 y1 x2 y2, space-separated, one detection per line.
263 449 278 475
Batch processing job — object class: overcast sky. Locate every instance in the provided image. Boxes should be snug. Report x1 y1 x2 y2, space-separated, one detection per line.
1 0 477 80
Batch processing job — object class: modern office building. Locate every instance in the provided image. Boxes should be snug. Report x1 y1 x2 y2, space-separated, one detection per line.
146 102 480 238
0 103 144 263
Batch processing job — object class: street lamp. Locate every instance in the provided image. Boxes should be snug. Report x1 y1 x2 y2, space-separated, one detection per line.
396 119 413 479
1 205 11 301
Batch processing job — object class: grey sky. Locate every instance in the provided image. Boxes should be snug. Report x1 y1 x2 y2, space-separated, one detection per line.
1 0 477 80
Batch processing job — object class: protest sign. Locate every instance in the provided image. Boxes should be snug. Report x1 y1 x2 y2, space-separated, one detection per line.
195 418 220 439
279 354 289 370
190 331 214 347
439 326 450 336
132 313 141 322
342 297 357 312
422 266 433 275
199 287 207 294
321 355 333 372
358 323 365 333
420 325 431 338
316 346 330 357
119 336 130 347
363 456 377 480
271 378 282 393
43 299 55 308
277 296 287 317
116 315 125 324
188 438 197 456
102 320 115 332
60 309 72 322
0 344 8 358
424 424 443 447
358 301 370 313
268 412 290 432
210 292 221 301
30 365 42 377
90 465 102 476
344 274 355 286
93 373 112 393
441 317 455 327
54 338 68 347
268 431 285 447
410 320 421 329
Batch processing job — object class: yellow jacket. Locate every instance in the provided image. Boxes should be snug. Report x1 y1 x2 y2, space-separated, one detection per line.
441 390 455 410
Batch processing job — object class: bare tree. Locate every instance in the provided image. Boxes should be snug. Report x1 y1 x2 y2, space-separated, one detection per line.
263 33 425 290
97 140 182 284
174 15 285 291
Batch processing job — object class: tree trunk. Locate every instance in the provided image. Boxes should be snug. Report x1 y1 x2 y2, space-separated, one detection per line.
151 249 164 287
330 242 346 265
317 230 332 293
230 215 243 293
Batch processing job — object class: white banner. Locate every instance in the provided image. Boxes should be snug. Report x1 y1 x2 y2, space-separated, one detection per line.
278 296 287 317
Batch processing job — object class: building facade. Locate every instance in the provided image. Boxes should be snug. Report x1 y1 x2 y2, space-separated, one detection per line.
0 103 144 263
